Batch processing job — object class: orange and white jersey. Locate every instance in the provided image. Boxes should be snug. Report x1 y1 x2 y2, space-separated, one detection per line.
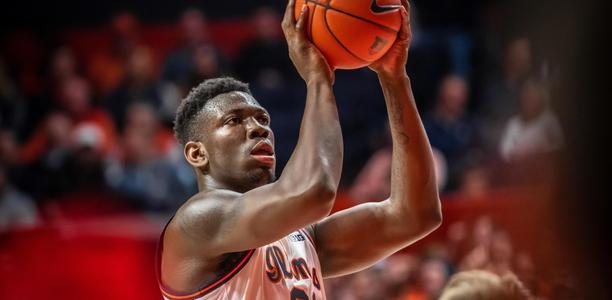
158 228 325 300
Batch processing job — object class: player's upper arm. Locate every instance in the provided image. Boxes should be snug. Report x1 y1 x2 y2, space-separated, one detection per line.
176 176 336 257
313 200 441 278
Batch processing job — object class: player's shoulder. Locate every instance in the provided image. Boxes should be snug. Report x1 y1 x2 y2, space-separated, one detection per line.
181 189 243 213
172 190 242 238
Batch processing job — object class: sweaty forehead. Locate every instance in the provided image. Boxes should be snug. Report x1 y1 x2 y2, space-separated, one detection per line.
203 91 264 117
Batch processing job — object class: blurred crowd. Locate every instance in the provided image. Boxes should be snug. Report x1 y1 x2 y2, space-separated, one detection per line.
324 216 548 299
1 2 565 299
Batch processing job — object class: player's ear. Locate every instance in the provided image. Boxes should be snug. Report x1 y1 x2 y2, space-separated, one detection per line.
184 141 208 171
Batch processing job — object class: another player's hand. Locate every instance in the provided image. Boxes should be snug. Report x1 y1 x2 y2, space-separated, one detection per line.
369 0 411 78
282 0 334 85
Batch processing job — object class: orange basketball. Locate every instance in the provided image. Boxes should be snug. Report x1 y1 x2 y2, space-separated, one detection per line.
294 0 402 69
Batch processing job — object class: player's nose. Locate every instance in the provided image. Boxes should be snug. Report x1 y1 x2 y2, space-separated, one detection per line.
247 118 270 139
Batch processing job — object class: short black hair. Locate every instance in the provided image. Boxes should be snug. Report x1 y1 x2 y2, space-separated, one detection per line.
174 77 251 145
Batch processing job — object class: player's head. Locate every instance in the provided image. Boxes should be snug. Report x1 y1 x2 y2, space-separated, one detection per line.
174 77 276 192
439 270 532 300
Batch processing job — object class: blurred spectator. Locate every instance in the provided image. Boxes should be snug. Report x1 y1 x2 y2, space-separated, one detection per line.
235 7 292 87
484 230 514 275
16 112 74 198
423 75 477 189
499 79 563 162
458 216 494 271
398 257 451 300
446 221 470 265
350 146 448 203
439 270 532 300
185 44 225 90
105 103 195 211
459 217 520 279
0 130 20 167
350 145 391 203
161 8 227 87
322 214 544 300
88 11 141 95
104 46 168 130
158 8 227 125
20 76 117 164
457 164 490 199
159 44 221 126
123 102 176 157
351 268 387 300
0 57 27 135
21 46 83 140
480 37 532 150
0 163 40 232
49 46 80 85
54 123 109 194
383 254 420 299
350 122 448 203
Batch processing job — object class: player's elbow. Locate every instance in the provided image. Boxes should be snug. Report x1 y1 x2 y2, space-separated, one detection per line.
280 172 337 219
310 178 337 211
301 174 337 218
419 203 442 235
425 208 443 232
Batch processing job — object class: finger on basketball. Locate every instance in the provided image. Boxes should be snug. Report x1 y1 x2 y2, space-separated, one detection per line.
282 0 297 32
400 0 410 14
398 6 410 41
296 5 309 37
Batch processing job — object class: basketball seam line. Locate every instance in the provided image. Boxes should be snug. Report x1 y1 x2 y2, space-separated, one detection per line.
307 0 399 34
323 7 369 64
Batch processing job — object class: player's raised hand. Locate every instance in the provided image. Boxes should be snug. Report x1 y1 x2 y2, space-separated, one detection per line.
282 0 334 84
369 0 411 78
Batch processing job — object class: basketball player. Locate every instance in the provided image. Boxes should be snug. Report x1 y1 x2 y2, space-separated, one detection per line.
158 0 441 298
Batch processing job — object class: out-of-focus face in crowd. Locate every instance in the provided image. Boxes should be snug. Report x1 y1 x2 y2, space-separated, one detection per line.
58 76 91 116
438 75 469 119
505 38 531 81
473 216 494 246
125 103 158 134
125 46 155 84
45 112 72 147
122 103 159 164
50 47 78 82
252 7 282 41
420 258 450 298
111 11 140 50
193 45 220 79
180 8 209 46
0 131 19 165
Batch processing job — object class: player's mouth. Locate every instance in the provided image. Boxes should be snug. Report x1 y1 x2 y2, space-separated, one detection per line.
250 141 275 166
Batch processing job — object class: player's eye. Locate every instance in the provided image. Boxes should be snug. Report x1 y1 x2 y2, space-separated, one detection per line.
257 115 270 125
225 116 241 125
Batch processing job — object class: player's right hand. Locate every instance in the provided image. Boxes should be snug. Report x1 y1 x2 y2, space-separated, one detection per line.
282 0 334 85
368 0 411 78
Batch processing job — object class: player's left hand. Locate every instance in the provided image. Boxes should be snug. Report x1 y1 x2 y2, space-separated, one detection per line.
282 0 335 85
368 0 411 78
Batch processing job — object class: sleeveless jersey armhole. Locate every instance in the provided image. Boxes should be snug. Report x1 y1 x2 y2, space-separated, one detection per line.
299 227 317 249
156 217 255 300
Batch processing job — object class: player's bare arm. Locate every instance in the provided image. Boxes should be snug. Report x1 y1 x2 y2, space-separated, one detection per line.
312 0 442 278
160 0 342 292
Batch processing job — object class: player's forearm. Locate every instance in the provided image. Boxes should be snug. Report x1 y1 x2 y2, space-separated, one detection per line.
379 74 441 229
280 79 343 202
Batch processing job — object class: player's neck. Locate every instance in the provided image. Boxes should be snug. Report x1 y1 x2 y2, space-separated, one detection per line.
199 174 249 194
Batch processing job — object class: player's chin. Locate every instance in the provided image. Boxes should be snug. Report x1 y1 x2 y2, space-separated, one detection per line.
245 163 276 185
